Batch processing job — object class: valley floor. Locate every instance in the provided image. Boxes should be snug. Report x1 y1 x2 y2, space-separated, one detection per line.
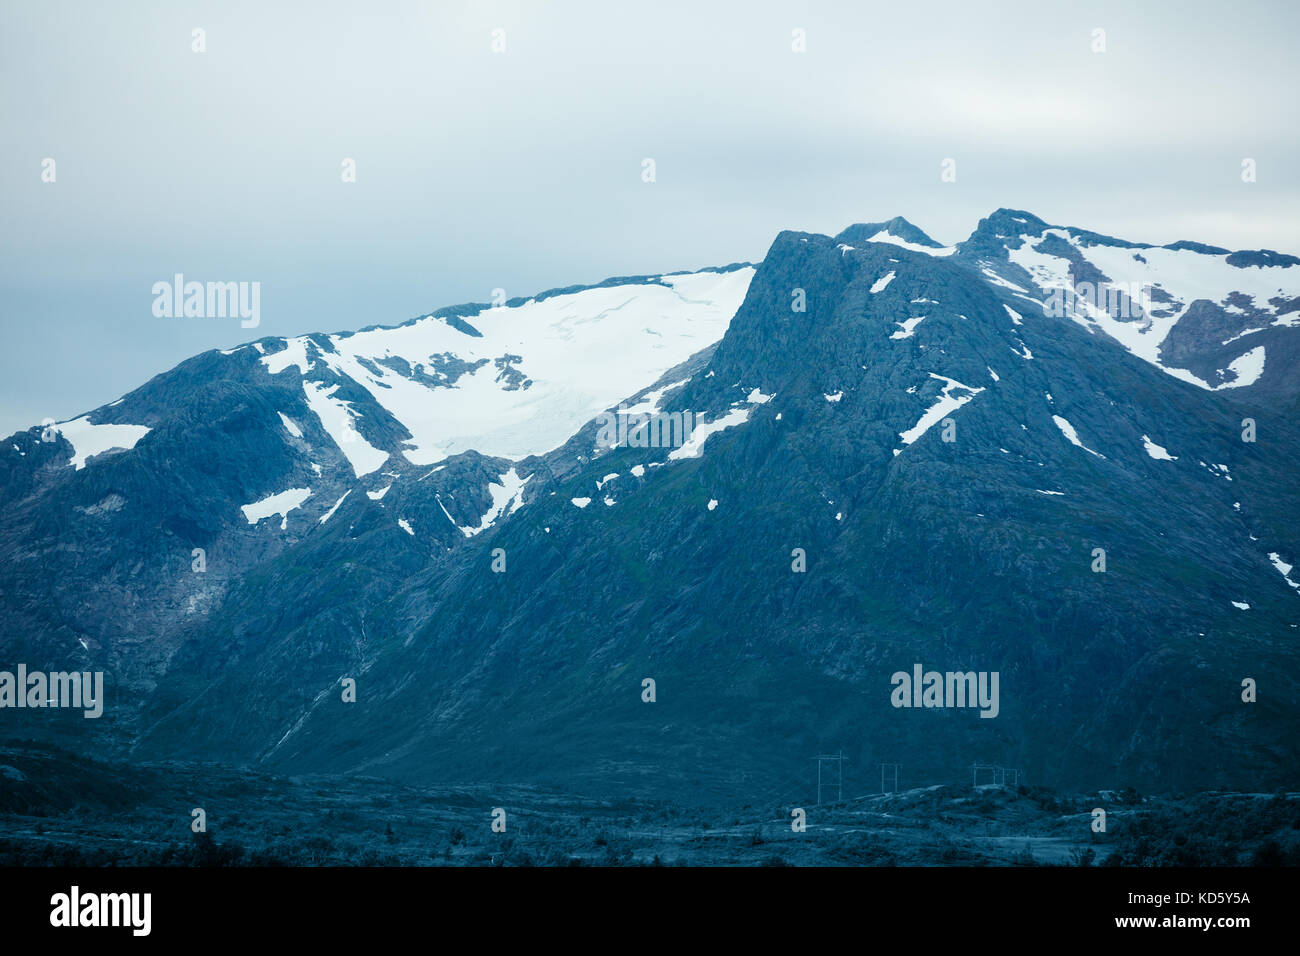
1 745 1296 867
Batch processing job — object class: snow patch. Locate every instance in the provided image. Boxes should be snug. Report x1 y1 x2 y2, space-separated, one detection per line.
242 487 312 530
622 378 692 417
1051 415 1104 458
981 268 1029 293
278 412 303 438
668 407 753 460
319 490 351 524
54 417 151 471
261 338 315 375
1213 346 1266 390
1268 553 1299 590
264 268 753 467
461 469 532 537
890 316 926 339
1142 436 1177 461
1008 229 1294 390
894 374 985 455
302 381 388 477
870 271 896 293
866 231 955 257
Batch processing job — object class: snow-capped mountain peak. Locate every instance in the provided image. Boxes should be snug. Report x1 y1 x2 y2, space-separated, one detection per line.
955 209 1300 394
835 216 955 257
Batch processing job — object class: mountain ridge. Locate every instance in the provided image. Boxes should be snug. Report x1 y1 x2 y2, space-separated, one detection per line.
3 211 1297 800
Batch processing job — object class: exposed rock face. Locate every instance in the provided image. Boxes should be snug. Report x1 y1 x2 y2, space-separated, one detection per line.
2 216 1297 800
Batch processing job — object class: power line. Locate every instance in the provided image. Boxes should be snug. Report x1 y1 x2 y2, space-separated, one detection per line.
815 751 845 805
972 763 1024 788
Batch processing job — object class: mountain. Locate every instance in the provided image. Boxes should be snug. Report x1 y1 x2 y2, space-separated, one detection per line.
956 209 1300 396
835 216 954 254
2 212 1297 801
0 265 752 711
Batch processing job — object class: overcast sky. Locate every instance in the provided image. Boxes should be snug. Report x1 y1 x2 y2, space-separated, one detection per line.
2 0 1298 435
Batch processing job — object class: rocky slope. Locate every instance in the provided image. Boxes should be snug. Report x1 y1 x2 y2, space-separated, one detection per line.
2 213 1296 800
